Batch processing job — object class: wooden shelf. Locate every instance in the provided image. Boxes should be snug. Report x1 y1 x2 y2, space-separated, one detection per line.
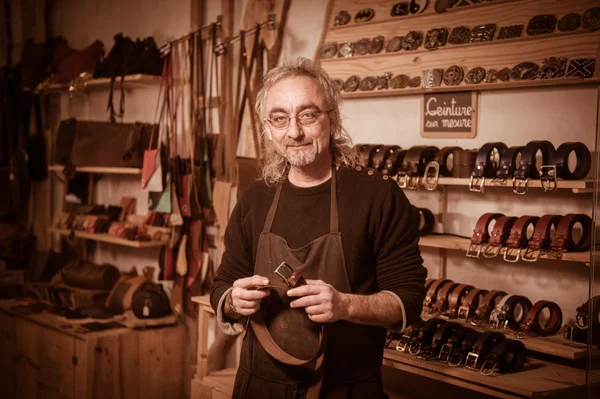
419 235 595 264
383 348 597 398
435 177 595 194
45 73 160 92
47 227 167 248
48 165 142 175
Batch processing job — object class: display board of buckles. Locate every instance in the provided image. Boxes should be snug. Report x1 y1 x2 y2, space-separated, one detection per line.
316 0 600 98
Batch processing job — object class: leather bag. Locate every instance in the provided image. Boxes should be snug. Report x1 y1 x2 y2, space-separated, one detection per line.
132 282 171 318
61 259 120 290
54 40 105 84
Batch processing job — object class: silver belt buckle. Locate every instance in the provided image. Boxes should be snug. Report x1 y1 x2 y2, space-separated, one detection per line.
540 165 558 192
466 243 482 258
396 335 411 352
438 343 453 362
512 176 529 195
423 161 440 191
457 306 470 321
503 247 521 263
469 175 485 193
464 352 480 370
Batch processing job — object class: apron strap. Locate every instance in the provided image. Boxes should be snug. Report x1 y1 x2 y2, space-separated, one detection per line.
263 183 283 233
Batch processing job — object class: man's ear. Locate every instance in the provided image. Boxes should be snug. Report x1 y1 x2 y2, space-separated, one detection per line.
264 125 272 141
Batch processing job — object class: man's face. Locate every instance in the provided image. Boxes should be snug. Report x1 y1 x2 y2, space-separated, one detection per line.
263 76 335 168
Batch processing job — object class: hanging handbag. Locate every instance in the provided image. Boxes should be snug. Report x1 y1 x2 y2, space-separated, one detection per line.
148 171 172 213
132 282 171 318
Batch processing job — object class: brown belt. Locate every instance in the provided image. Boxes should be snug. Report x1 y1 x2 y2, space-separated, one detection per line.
452 149 478 178
548 213 592 258
503 215 540 262
430 281 459 315
423 279 453 314
512 140 555 195
470 290 506 325
397 145 439 190
492 146 523 184
457 288 489 322
491 294 533 331
423 146 462 191
469 142 507 193
370 145 401 171
481 216 517 258
441 284 474 319
466 212 504 258
521 214 562 262
516 300 562 338
381 148 407 176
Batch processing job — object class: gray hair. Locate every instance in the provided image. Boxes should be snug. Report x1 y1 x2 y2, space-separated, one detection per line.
255 57 359 185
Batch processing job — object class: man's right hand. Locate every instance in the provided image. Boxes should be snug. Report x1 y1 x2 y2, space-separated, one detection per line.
224 275 270 320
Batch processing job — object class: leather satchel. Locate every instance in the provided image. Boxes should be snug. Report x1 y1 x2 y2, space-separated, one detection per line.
61 259 120 290
132 282 171 318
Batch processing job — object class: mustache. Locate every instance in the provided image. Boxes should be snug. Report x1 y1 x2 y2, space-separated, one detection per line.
284 139 313 147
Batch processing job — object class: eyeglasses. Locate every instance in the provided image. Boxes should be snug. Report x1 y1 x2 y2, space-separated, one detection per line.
265 109 331 129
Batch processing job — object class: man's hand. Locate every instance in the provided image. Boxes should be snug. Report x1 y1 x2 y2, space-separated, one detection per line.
287 279 349 323
225 275 270 320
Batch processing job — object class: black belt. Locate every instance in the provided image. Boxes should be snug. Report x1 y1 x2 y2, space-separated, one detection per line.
480 338 527 375
513 140 555 195
423 146 462 191
356 144 382 167
381 148 407 176
564 296 600 347
370 145 400 171
413 206 435 236
398 145 439 190
409 317 446 355
439 326 475 363
552 142 591 180
396 320 426 352
492 146 523 184
469 142 507 193
465 331 506 371
416 321 462 360
448 330 482 367
492 295 533 330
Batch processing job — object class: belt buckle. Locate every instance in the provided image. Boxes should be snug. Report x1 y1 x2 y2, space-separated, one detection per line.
540 165 558 192
406 175 421 190
503 247 521 263
521 247 541 262
396 335 411 352
448 352 464 367
457 306 470 321
416 349 434 360
274 262 295 287
438 343 453 362
464 352 480 370
482 243 501 258
546 248 566 259
469 175 485 193
423 161 440 191
466 243 482 258
491 176 508 185
512 176 529 195
396 173 408 188
480 359 497 376
408 341 422 355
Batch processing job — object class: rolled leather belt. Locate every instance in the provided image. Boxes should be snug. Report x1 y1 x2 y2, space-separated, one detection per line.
491 294 533 330
409 317 446 355
396 320 426 352
370 145 401 171
452 149 478 178
423 146 462 191
412 206 435 236
552 142 591 180
381 148 407 175
493 146 523 184
356 144 383 167
503 215 540 263
480 338 527 375
521 214 562 262
441 284 474 319
517 300 562 338
448 330 482 367
398 145 439 190
438 325 475 363
465 331 506 371
417 321 463 360
423 279 453 314
467 212 504 258
512 140 555 195
471 290 507 325
469 142 507 193
482 216 518 259
548 213 592 257
458 288 489 322
430 281 459 315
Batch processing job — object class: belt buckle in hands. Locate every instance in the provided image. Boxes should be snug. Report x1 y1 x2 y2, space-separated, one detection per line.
438 343 453 362
406 175 421 190
480 359 497 376
466 243 482 258
274 262 303 288
540 165 558 192
469 175 485 193
503 247 521 263
396 335 411 352
465 352 480 370
512 177 529 195
423 161 440 191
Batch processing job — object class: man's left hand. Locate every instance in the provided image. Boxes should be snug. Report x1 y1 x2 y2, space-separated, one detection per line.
287 280 349 323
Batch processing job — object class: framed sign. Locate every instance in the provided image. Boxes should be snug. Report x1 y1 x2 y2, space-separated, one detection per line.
420 91 478 138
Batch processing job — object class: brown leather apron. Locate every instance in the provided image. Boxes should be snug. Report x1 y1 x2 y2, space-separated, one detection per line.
234 165 381 398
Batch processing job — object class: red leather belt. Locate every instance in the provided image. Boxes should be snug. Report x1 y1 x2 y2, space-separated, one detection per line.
458 288 489 322
503 215 540 262
438 325 476 363
441 284 474 319
412 206 435 236
423 146 462 191
548 213 592 258
423 279 453 314
452 149 478 178
482 216 517 258
512 140 555 195
522 214 562 262
492 145 523 184
381 148 407 176
469 142 507 193
465 331 506 371
516 300 562 338
397 145 439 190
370 145 400 171
480 338 527 375
471 290 506 325
467 212 504 258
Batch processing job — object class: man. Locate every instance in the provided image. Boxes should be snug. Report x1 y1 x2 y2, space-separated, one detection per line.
210 57 426 398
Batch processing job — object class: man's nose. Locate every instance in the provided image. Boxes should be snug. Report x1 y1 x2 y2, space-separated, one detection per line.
286 118 303 139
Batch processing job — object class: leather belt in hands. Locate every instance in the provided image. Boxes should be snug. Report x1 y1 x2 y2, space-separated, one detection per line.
458 288 489 322
491 294 533 331
448 330 482 367
503 215 540 262
512 140 555 195
423 279 453 314
480 338 526 375
492 146 523 184
424 146 462 191
370 145 401 171
417 321 462 360
439 325 475 363
467 212 504 258
453 149 478 178
409 317 446 355
413 206 435 236
465 331 506 371
396 320 426 352
381 148 407 175
471 290 506 326
516 300 562 338
522 214 562 262
441 284 474 319
469 142 507 193
482 216 518 258
357 144 382 166
397 145 439 190
548 213 592 258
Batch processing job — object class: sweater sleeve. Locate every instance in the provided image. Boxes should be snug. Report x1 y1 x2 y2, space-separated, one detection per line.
373 182 427 328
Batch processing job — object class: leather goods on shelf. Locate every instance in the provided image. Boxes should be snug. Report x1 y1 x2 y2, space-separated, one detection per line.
424 146 462 190
417 321 462 360
439 325 476 363
548 213 592 257
471 290 507 325
356 144 383 166
458 288 489 322
481 216 517 258
381 147 407 175
480 338 526 375
412 206 435 236
467 212 504 258
398 145 439 190
61 259 120 290
431 281 459 316
493 146 523 184
53 40 105 84
491 294 533 330
370 145 401 171
132 282 172 318
396 320 426 352
564 296 600 347
452 149 477 178
503 215 540 262
442 284 475 319
517 300 562 337
105 273 147 313
464 331 506 371
512 140 555 195
448 330 482 367
551 142 591 180
422 279 453 314
469 142 507 192
408 317 446 355
522 214 562 262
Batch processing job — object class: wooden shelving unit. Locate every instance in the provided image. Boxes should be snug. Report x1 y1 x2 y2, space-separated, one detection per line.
44 73 160 92
419 235 595 264
47 227 167 248
48 165 142 175
435 177 595 194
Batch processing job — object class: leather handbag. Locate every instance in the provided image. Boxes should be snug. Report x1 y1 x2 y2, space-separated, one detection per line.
53 40 105 84
61 259 120 290
132 282 171 318
148 171 172 213
105 274 147 313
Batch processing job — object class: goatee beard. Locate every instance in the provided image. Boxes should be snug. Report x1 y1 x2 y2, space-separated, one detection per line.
286 146 317 167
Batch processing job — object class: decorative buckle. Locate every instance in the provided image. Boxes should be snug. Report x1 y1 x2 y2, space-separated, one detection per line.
396 335 411 352
448 352 464 367
408 341 422 355
406 176 421 190
457 306 470 321
423 161 440 191
482 244 501 258
464 352 480 370
540 165 558 192
466 243 482 258
521 247 541 262
397 173 408 188
469 176 485 193
438 343 453 362
503 247 521 263
480 360 497 376
512 177 529 195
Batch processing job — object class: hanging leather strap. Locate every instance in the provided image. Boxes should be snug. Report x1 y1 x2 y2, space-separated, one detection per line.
469 142 507 192
522 214 562 262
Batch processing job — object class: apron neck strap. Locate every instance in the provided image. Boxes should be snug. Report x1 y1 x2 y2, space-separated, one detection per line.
263 164 339 233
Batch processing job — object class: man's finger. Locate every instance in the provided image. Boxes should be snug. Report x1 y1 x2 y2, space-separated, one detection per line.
290 295 322 309
305 279 326 285
236 289 269 301
235 299 261 310
287 284 322 297
233 275 269 289
304 304 326 315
